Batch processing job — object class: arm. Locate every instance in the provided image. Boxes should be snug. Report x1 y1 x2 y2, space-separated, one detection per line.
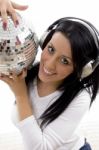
0 0 28 26
15 94 33 121
0 69 33 120
16 90 91 150
0 72 91 149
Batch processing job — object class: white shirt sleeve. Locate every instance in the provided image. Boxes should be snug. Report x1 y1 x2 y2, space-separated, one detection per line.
16 90 91 150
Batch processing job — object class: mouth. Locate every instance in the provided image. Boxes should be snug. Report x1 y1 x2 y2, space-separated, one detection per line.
43 66 56 76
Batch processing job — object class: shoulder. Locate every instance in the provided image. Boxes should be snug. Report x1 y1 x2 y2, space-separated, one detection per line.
69 89 91 111
75 89 91 102
60 89 91 121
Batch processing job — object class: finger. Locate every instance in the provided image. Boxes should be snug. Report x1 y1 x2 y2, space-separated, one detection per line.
8 7 19 26
11 2 28 11
22 68 27 78
0 74 13 85
18 68 27 79
7 2 28 26
0 8 7 30
9 71 17 80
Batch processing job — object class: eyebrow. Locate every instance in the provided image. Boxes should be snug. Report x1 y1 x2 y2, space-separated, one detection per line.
49 42 73 62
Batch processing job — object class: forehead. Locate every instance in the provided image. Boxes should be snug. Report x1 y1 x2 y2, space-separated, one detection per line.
50 32 72 57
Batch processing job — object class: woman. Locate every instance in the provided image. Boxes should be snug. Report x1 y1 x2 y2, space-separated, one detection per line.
0 0 99 150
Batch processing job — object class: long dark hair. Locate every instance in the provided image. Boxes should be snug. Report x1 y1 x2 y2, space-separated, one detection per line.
25 19 99 128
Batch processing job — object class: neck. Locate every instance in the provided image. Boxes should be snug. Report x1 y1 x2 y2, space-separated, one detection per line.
37 78 60 97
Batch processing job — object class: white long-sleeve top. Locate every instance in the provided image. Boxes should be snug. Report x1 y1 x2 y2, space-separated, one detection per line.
11 79 91 150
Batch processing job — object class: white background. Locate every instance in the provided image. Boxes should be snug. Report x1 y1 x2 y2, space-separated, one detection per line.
0 0 99 133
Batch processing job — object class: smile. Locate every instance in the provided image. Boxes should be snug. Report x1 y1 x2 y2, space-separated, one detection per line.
43 67 55 75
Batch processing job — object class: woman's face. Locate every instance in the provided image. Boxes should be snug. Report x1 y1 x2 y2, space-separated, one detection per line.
38 32 74 86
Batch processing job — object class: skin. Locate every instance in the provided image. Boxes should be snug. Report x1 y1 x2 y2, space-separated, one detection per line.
38 32 74 96
0 0 74 121
0 0 28 27
0 69 33 120
0 32 74 121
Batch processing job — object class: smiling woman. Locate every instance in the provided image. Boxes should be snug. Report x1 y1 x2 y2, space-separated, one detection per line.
0 0 99 150
38 32 74 87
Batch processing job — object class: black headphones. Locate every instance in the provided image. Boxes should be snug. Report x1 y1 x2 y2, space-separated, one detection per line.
39 17 99 79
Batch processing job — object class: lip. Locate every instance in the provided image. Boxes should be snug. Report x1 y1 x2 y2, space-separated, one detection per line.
40 63 56 76
43 67 54 75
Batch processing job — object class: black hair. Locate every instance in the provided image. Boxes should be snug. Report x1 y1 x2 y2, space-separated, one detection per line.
25 19 99 129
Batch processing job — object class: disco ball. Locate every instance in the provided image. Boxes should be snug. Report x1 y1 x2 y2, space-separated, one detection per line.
0 13 39 75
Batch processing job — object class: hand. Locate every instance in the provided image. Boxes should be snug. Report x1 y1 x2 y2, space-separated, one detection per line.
0 69 33 121
0 69 28 98
0 0 28 28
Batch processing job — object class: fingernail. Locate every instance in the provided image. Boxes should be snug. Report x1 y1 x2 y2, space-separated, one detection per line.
15 20 19 27
3 22 7 30
16 20 19 25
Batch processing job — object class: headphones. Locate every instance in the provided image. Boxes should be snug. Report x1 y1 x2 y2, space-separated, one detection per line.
39 17 99 79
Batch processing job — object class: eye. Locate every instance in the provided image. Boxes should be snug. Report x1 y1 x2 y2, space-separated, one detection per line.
60 57 69 65
48 45 55 54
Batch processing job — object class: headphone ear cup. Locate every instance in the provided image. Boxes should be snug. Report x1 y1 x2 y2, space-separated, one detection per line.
81 61 93 79
39 31 50 49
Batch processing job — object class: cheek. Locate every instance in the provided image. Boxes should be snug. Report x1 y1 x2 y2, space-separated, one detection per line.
41 49 49 61
40 51 47 68
41 51 45 60
57 66 74 78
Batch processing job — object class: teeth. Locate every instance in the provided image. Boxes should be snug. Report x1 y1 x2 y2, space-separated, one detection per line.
43 67 53 75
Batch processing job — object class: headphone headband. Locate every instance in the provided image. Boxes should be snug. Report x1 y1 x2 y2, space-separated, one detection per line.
40 17 99 79
47 17 99 49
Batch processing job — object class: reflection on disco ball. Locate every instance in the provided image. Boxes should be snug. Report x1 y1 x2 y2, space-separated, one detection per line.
0 13 38 75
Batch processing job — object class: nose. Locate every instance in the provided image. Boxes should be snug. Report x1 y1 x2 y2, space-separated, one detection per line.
46 56 56 71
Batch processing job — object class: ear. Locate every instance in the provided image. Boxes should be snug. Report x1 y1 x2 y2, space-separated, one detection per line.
81 60 93 79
